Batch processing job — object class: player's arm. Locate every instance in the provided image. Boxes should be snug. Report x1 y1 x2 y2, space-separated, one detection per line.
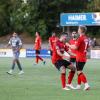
18 39 22 50
5 39 11 48
56 45 64 57
57 49 63 57
67 50 76 56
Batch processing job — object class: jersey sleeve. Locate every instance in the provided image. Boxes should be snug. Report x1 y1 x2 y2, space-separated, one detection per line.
18 38 22 46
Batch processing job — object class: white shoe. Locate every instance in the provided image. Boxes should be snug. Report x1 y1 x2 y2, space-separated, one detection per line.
75 85 81 90
18 71 24 75
63 87 70 90
6 70 13 75
84 85 90 91
66 84 76 89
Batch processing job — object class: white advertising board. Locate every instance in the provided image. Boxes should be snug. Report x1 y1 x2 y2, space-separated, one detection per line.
0 49 26 57
90 50 100 59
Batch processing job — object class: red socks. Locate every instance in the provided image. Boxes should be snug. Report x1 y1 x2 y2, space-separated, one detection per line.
78 74 81 85
36 56 43 63
61 73 66 88
36 56 39 64
78 73 87 84
68 71 75 84
38 56 43 61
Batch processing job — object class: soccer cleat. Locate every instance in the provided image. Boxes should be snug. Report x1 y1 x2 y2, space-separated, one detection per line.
6 70 13 75
66 84 76 89
83 85 90 91
75 85 81 90
33 63 37 66
6 71 12 75
43 61 46 65
18 71 24 75
62 87 70 91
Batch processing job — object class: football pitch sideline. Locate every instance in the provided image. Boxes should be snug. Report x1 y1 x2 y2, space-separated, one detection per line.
0 58 100 100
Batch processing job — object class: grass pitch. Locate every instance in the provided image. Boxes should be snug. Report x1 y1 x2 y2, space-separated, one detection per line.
0 58 100 100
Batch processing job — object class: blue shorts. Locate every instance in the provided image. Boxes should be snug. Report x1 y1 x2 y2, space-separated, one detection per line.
13 51 20 59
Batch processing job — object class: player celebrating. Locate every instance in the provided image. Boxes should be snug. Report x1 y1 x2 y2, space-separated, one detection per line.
66 31 78 89
52 33 76 90
49 32 58 56
7 32 24 75
34 32 45 65
66 26 90 90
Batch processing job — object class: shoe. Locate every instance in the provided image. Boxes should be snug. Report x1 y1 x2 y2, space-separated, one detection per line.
18 71 24 75
83 85 90 91
6 71 12 75
43 61 46 65
75 85 81 90
66 84 76 89
62 87 70 90
34 63 37 66
6 70 13 75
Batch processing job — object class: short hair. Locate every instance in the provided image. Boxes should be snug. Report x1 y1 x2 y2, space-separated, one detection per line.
79 25 87 33
36 31 40 35
60 32 68 37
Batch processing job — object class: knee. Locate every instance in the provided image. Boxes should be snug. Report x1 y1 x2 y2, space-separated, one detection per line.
77 71 82 75
60 66 66 73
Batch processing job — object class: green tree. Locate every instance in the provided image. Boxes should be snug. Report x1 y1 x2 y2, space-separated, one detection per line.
0 0 11 35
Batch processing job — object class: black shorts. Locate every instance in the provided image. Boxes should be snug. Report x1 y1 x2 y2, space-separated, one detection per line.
54 60 71 71
76 62 86 71
35 50 40 54
70 58 76 63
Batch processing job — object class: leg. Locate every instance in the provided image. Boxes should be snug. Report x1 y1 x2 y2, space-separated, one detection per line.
16 59 22 71
67 63 76 89
76 62 90 90
60 66 66 88
36 53 39 64
7 58 16 75
12 59 16 70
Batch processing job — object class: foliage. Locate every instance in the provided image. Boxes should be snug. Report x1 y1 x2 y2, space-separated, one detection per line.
0 0 100 37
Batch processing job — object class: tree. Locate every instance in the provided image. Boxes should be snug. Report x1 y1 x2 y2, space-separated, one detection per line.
0 0 11 35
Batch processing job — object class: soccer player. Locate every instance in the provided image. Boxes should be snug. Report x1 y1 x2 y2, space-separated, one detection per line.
34 32 45 64
66 31 78 89
6 32 24 75
49 32 58 56
52 33 76 90
66 26 90 90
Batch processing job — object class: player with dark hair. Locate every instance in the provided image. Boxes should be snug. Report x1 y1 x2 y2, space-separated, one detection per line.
34 32 45 65
6 32 24 75
49 32 58 56
66 26 90 90
52 33 76 90
66 31 78 89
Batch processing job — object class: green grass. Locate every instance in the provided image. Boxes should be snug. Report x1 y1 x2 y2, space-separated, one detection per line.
0 58 100 100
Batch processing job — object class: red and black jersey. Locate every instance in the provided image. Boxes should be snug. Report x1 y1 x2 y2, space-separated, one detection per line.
49 36 58 51
69 39 77 58
52 40 69 64
34 36 41 50
76 34 89 62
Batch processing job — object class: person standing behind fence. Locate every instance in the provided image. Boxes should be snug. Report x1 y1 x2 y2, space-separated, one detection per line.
6 32 24 75
34 32 45 65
